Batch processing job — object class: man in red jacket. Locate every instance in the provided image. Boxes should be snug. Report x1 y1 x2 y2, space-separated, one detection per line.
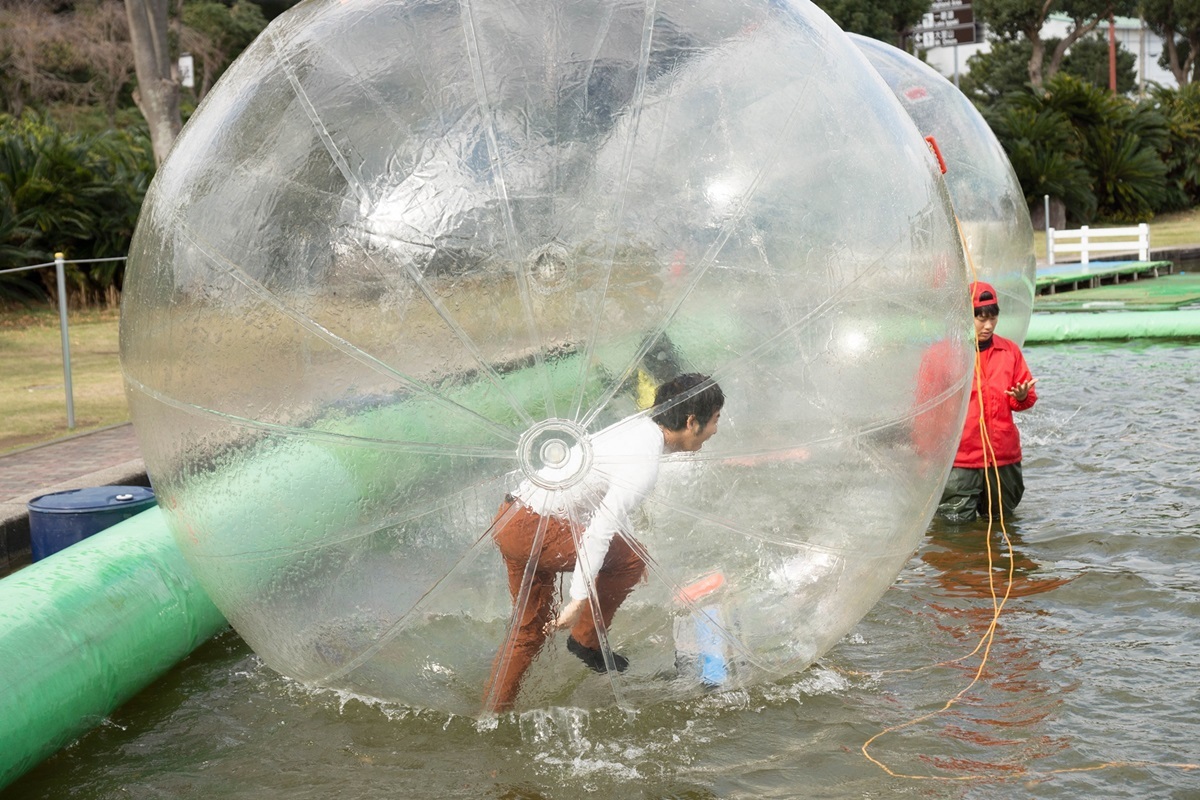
938 281 1038 523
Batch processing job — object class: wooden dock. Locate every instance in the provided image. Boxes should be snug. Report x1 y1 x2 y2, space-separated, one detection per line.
1036 259 1175 296
1034 271 1200 311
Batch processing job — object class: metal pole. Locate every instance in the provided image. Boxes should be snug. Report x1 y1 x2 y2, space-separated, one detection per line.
1044 194 1051 232
55 252 75 429
1109 14 1118 94
1139 16 1146 99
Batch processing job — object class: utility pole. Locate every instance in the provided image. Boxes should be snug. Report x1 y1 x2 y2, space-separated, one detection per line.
1108 14 1118 94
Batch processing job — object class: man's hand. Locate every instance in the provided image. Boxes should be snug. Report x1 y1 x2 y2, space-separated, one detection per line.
545 597 587 634
1006 377 1039 402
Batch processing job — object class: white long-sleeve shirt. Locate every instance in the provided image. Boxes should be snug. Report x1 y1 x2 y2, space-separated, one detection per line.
513 415 664 601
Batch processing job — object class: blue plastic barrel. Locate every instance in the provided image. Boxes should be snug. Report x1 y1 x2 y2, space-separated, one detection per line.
26 486 157 561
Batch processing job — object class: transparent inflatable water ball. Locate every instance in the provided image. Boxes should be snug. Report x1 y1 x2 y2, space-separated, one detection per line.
850 34 1036 344
121 0 974 714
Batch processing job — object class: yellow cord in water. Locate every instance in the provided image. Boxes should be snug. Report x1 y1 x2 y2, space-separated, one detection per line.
859 245 1016 780
858 218 1198 782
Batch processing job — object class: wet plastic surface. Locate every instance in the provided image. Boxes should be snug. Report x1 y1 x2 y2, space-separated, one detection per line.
120 0 985 714
851 34 1037 344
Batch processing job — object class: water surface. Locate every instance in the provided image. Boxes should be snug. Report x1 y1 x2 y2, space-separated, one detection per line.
9 341 1200 799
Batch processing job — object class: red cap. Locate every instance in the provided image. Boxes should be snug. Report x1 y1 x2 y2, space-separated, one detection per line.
970 281 999 310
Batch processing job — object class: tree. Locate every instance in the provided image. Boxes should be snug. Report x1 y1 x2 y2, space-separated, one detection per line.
181 1 267 99
254 0 301 19
124 0 180 165
1148 82 1200 208
961 39 1035 99
0 112 152 305
1061 33 1138 93
1141 0 1200 86
1 0 269 130
0 2 92 116
984 74 1169 222
0 181 44 304
0 1 135 124
983 95 1097 221
973 0 1138 87
73 1 137 125
961 35 1137 99
1042 75 1168 221
809 0 932 47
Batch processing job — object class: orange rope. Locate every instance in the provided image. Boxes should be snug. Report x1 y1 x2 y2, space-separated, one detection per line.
857 218 1198 782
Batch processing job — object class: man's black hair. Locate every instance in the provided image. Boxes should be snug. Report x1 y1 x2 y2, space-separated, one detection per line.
974 290 1000 318
651 373 724 431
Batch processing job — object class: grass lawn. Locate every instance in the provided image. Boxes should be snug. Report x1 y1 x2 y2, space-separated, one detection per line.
2 208 1198 455
0 306 126 455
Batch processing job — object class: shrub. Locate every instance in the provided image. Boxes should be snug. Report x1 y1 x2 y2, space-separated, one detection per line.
0 111 152 306
983 74 1171 224
982 91 1096 222
1149 83 1200 212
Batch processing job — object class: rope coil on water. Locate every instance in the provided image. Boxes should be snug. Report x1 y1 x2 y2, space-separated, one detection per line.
855 217 1198 783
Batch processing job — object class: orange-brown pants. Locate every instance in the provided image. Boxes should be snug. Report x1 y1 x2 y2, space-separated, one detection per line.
483 498 646 712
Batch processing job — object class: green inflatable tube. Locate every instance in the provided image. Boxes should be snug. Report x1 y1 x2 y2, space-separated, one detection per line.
0 323 743 789
1025 309 1200 342
0 508 227 791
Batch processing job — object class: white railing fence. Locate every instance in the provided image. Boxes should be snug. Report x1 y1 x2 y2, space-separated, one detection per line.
0 254 128 430
1046 223 1151 266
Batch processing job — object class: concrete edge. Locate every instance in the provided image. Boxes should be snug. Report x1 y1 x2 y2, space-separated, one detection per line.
1154 245 1200 261
0 422 134 461
0 459 150 577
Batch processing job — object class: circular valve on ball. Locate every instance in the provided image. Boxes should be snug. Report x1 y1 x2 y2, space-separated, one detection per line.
517 419 593 490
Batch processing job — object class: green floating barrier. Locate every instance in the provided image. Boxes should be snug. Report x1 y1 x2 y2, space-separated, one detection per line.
0 321 742 790
0 508 227 791
1025 309 1200 342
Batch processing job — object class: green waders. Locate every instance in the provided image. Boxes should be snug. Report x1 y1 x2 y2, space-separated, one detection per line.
937 462 1025 523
